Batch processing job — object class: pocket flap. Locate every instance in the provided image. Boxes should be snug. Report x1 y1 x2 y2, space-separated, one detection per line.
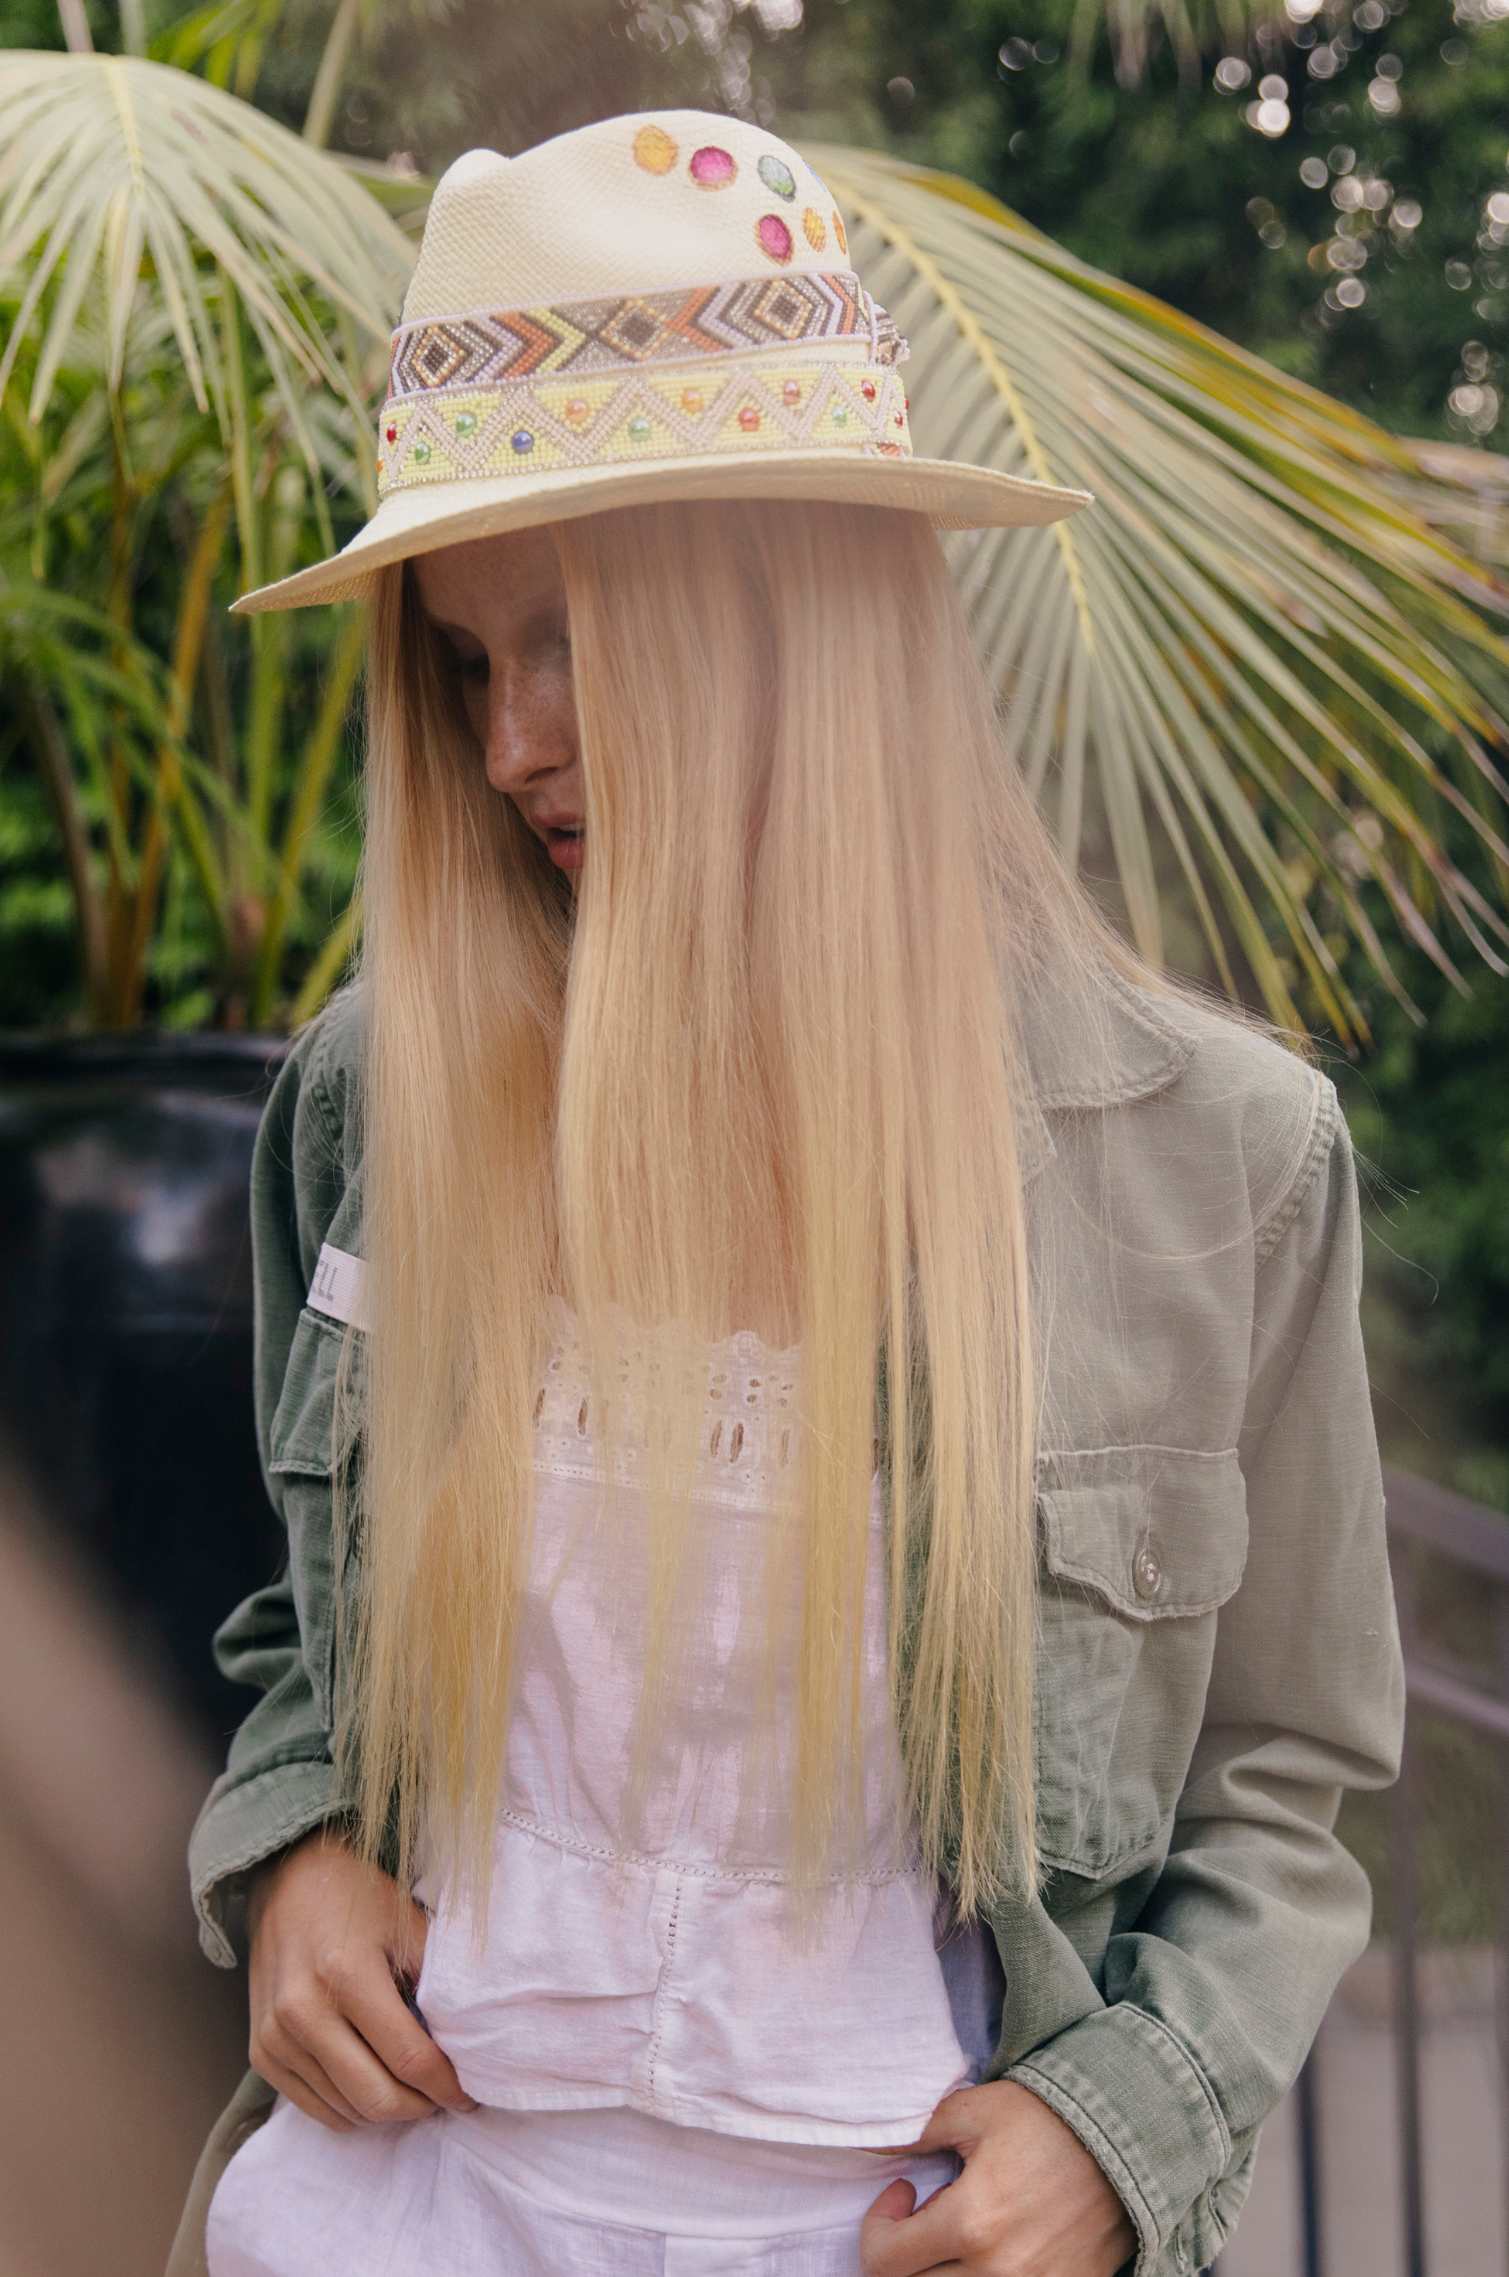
269 1306 356 1477
1035 1443 1248 1619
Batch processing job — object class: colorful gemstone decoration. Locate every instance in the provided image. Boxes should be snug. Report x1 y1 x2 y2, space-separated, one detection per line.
782 379 802 403
832 405 849 425
833 210 847 254
628 415 652 439
689 145 737 188
455 410 477 435
385 423 397 442
802 207 826 250
412 439 431 462
861 380 876 401
375 457 384 472
756 213 793 263
511 429 535 453
564 398 589 425
738 404 761 431
680 387 704 413
633 123 678 174
757 153 796 199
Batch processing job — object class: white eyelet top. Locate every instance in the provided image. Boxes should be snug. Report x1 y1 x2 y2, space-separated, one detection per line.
405 1295 1001 2147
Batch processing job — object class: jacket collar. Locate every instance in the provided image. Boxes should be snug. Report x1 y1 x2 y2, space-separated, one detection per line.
1012 955 1201 1185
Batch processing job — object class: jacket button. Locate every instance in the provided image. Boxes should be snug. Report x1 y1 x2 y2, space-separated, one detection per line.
1132 1539 1163 1600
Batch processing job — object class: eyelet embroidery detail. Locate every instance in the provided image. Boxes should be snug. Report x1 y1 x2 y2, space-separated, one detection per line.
530 1295 813 1511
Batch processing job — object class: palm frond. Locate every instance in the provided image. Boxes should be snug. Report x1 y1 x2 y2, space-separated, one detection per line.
809 140 1509 1039
0 50 414 494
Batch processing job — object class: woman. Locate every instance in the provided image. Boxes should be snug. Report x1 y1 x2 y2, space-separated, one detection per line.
168 110 1405 2277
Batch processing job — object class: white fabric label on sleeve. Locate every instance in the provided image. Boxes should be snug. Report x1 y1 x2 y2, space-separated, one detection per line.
308 1242 369 1331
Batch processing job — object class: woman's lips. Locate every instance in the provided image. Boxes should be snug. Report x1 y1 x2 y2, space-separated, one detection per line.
545 827 584 870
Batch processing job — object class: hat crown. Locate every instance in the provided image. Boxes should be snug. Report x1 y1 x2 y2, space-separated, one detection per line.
401 110 852 324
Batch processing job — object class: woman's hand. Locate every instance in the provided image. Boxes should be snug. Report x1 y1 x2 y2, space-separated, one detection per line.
858 2080 1136 2276
244 1824 481 2133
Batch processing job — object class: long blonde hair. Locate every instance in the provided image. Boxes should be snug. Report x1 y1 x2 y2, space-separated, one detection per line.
320 495 1297 1953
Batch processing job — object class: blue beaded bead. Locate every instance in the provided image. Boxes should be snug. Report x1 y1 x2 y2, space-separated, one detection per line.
511 429 535 453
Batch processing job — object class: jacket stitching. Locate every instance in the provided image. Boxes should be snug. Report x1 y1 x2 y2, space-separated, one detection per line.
1122 2003 1233 2169
1252 1069 1336 1267
1003 2057 1162 2264
305 991 351 1162
204 1743 341 1794
1033 969 1198 1111
192 1779 352 1962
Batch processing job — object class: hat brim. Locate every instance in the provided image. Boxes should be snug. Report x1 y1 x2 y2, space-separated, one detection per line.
227 448 1093 614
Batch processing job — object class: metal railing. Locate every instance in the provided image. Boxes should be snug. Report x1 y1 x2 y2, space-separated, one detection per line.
1374 1465 1508 2277
1213 1464 1509 2277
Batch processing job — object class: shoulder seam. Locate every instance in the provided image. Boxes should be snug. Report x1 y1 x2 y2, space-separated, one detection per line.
1253 1067 1338 1267
302 993 348 1160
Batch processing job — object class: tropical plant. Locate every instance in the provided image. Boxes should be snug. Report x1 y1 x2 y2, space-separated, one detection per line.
813 138 1509 1042
0 45 415 1026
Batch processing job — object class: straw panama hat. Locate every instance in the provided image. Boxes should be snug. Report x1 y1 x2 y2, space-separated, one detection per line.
228 107 1095 616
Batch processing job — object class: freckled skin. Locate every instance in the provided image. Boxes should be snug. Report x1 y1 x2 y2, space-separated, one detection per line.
413 528 584 885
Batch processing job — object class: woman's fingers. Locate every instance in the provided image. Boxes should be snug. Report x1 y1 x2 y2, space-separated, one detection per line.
245 1829 478 2129
254 1927 453 2127
254 2039 362 2132
258 1989 443 2125
339 1957 480 2117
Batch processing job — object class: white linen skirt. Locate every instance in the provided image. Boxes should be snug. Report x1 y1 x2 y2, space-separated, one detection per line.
205 2093 963 2276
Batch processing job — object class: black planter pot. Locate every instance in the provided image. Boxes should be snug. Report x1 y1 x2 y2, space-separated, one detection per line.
0 1028 292 1750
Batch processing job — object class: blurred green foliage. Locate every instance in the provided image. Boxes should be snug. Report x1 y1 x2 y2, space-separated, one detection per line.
778 0 1509 441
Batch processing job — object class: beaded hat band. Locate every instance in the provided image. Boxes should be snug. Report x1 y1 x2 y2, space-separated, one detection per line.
376 269 912 499
229 108 1093 616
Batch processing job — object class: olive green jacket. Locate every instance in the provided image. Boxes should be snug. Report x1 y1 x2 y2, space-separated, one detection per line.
181 962 1405 2277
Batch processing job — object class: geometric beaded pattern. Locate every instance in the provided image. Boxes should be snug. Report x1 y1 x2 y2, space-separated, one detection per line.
386 269 907 398
376 354 913 500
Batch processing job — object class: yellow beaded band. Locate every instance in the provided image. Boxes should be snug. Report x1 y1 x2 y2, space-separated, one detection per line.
375 355 912 499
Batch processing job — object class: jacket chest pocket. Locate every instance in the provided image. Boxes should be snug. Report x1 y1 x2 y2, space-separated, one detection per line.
1032 1443 1249 1881
267 1305 362 1731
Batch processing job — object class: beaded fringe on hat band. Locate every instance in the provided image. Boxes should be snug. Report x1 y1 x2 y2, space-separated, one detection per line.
377 359 912 496
374 267 912 499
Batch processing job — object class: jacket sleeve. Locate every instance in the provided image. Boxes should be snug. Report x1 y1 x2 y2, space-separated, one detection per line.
186 1002 358 1970
1003 1071 1407 2277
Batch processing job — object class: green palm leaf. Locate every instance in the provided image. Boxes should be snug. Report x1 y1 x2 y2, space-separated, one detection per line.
0 50 414 490
810 140 1509 1041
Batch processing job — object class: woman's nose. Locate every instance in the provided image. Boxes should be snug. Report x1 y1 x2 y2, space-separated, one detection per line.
484 705 575 801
